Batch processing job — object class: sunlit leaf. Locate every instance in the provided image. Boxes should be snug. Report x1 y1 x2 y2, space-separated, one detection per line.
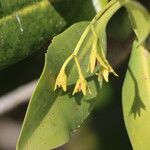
125 1 150 43
0 0 41 17
122 40 150 149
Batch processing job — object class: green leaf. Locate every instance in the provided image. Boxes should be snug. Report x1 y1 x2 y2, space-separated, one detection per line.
0 0 66 69
0 0 96 70
0 0 41 17
17 1 124 149
125 1 150 43
95 0 122 51
122 40 150 149
93 0 109 12
16 22 97 150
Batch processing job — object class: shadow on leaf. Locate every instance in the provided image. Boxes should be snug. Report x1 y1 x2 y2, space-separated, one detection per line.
128 67 146 118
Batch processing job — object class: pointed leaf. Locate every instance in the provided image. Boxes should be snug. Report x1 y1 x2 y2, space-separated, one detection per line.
17 22 98 150
17 1 124 149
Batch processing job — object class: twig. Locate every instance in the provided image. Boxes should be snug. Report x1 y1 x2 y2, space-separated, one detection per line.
0 80 37 115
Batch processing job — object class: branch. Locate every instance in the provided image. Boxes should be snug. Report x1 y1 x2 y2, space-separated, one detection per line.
0 80 37 115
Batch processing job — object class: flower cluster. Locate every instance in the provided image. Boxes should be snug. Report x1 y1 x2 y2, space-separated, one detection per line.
73 77 90 96
54 55 91 95
88 38 118 82
54 25 118 95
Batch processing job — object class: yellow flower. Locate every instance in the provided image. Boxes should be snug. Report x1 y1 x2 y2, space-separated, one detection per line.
88 38 115 75
96 53 118 81
87 39 97 73
54 70 67 91
101 68 109 82
96 47 118 77
96 66 118 83
72 77 90 96
87 38 118 84
96 54 108 69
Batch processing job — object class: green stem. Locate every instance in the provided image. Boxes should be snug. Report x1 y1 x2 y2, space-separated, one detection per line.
73 26 90 55
91 0 117 24
90 24 98 38
61 54 74 70
73 0 117 55
59 0 118 72
74 56 84 79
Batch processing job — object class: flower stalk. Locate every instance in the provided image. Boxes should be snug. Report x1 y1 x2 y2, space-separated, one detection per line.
54 0 119 95
73 56 91 95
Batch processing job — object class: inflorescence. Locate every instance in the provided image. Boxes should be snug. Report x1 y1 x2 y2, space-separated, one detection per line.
54 22 118 95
